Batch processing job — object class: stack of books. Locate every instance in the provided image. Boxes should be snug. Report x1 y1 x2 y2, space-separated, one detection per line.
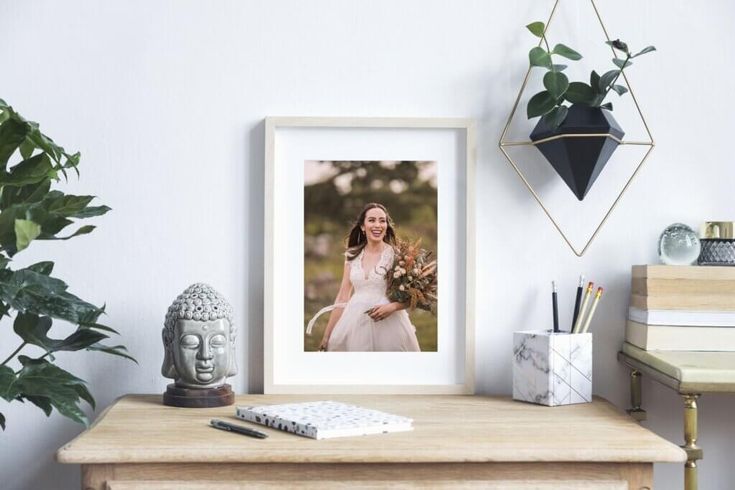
626 265 735 351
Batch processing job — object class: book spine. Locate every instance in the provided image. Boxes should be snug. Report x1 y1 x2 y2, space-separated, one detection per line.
631 277 735 295
630 294 735 311
626 320 735 351
632 265 735 280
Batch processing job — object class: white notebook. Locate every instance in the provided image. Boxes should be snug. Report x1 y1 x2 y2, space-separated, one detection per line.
235 401 413 440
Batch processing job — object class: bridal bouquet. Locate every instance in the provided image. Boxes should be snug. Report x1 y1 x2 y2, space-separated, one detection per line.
385 239 438 314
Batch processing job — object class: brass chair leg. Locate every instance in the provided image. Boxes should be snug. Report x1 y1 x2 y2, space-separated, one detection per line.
627 369 647 422
682 394 703 490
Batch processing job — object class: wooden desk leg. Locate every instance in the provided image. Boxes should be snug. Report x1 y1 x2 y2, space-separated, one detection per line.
682 394 703 490
627 369 647 422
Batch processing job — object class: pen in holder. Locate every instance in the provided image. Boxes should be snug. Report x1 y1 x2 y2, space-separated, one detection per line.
512 330 592 406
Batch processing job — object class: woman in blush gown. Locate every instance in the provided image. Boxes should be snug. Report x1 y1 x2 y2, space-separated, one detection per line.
307 202 421 352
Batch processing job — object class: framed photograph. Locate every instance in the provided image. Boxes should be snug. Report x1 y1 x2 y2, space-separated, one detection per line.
264 117 475 394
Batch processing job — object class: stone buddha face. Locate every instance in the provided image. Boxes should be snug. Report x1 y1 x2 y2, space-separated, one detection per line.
162 284 237 389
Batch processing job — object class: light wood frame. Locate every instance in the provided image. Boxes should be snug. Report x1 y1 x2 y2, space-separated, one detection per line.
264 117 476 394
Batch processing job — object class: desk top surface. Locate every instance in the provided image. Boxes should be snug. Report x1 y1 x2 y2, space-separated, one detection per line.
621 342 735 392
57 394 684 465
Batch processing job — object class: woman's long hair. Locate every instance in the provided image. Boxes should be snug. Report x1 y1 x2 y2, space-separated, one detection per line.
345 203 397 261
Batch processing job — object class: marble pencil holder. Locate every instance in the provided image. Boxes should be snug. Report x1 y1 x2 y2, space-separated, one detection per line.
512 330 592 407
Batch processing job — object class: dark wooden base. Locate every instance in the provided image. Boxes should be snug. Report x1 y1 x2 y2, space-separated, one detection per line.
163 384 234 408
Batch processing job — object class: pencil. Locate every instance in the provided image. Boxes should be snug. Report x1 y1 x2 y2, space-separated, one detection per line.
552 281 559 333
581 287 604 333
571 275 584 330
572 282 594 333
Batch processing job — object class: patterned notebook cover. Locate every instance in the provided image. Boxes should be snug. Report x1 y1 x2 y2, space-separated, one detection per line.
235 401 414 440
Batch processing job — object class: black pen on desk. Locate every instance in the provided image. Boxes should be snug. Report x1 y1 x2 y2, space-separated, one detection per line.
210 419 268 439
552 281 559 333
571 275 584 330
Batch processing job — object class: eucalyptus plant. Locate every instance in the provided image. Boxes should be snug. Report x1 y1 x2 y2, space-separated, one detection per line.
0 99 134 430
525 21 655 127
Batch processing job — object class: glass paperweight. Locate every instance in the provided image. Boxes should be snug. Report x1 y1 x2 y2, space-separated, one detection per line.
658 223 701 265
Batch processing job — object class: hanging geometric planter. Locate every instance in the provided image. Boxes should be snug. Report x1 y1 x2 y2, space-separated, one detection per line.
530 104 625 201
499 0 655 256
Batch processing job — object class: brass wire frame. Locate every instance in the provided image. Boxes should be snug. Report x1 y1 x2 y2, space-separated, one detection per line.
498 0 655 257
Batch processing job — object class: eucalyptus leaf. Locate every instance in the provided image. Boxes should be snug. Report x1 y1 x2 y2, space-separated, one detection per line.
606 39 629 54
613 58 633 69
543 72 569 99
527 91 557 118
542 105 569 129
611 84 629 96
526 21 545 37
590 71 601 93
552 64 568 72
599 70 619 92
529 47 552 69
633 45 656 58
552 43 582 60
14 219 41 252
564 82 595 104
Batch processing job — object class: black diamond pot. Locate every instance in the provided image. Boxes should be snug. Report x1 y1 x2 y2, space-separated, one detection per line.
530 104 625 201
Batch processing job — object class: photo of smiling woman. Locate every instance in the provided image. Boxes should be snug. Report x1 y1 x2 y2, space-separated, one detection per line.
304 161 438 352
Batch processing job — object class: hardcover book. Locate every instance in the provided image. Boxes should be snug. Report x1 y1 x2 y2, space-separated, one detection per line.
625 320 735 351
235 401 413 440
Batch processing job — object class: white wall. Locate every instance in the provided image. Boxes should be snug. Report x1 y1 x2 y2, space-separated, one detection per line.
1 1 733 488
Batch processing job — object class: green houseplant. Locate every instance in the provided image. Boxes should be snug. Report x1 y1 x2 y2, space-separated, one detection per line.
524 21 655 200
0 99 134 430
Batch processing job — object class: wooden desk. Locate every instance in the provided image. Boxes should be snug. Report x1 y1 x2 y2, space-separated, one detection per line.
57 395 685 490
619 343 735 490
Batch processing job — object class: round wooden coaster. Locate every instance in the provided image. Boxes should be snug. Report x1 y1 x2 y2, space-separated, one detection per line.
162 383 234 408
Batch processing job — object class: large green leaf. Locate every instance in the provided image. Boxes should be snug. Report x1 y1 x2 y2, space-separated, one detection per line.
87 343 137 363
527 91 557 118
1 154 54 187
552 43 582 60
529 47 552 69
14 356 91 426
70 205 111 219
543 72 569 99
0 179 52 209
25 395 53 416
14 219 41 252
0 365 19 402
564 82 595 104
27 261 54 275
0 117 30 168
45 194 94 216
526 21 545 37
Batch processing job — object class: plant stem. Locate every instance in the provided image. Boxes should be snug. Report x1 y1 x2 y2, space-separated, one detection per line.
606 54 631 95
0 342 26 367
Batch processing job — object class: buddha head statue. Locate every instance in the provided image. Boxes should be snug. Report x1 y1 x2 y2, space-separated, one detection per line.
162 283 237 389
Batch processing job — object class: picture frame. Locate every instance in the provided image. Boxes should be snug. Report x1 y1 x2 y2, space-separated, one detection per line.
264 117 475 394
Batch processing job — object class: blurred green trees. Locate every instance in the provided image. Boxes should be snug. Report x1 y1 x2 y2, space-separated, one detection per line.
304 161 438 352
